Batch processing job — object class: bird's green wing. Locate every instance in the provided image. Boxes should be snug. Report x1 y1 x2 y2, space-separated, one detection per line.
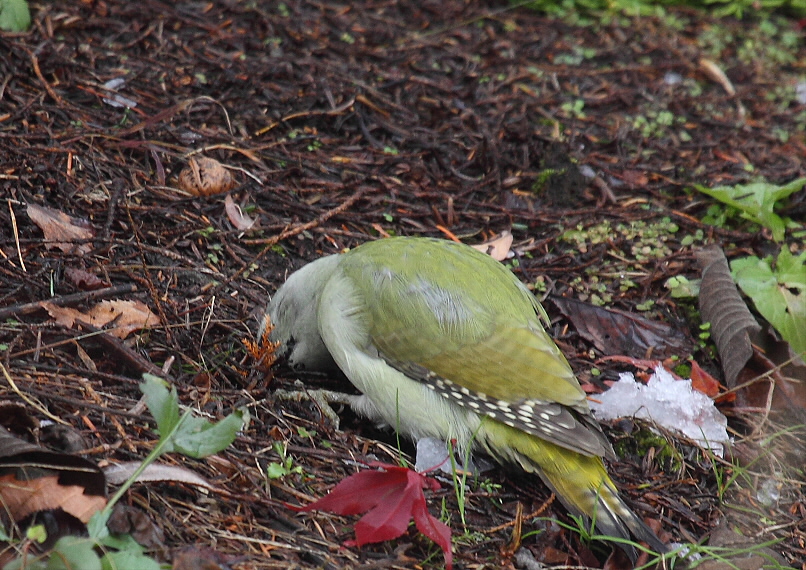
339 238 613 458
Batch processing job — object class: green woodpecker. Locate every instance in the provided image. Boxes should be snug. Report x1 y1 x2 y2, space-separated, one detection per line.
263 237 667 561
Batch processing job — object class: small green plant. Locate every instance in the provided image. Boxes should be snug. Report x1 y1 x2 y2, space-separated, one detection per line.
266 441 305 479
694 178 805 242
197 226 215 238
3 375 245 570
560 99 586 119
664 275 700 298
732 249 806 357
698 321 712 347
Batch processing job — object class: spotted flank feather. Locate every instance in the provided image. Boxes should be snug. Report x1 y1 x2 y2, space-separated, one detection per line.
386 358 613 459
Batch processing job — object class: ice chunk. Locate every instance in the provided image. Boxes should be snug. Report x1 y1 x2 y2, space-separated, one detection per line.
590 364 729 456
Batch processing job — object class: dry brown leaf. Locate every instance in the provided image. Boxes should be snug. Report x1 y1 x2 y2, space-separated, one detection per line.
224 194 256 231
471 230 513 261
698 58 736 96
178 156 235 196
104 461 215 490
0 472 107 523
26 203 94 255
107 505 165 548
696 245 761 388
42 299 160 339
64 267 107 290
551 295 694 359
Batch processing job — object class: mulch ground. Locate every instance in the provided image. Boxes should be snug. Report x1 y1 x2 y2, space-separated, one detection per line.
1 0 805 568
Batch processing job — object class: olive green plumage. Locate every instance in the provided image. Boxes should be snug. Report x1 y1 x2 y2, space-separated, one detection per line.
264 237 667 561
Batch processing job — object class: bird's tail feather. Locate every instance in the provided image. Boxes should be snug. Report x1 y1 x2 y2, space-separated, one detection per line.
481 421 668 563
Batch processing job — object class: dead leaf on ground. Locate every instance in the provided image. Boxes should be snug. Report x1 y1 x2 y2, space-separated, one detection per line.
26 203 94 255
178 156 235 196
42 299 160 339
172 546 237 570
697 246 806 418
108 505 165 548
224 193 256 231
64 267 108 290
0 401 39 433
103 461 215 491
471 230 513 261
696 245 761 389
0 426 106 525
550 296 694 359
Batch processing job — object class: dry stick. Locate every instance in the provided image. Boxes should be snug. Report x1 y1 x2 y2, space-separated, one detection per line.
8 199 26 271
223 186 367 290
29 49 65 107
77 321 169 380
0 284 138 320
0 362 69 425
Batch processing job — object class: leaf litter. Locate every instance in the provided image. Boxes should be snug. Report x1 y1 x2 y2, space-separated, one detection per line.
0 0 805 568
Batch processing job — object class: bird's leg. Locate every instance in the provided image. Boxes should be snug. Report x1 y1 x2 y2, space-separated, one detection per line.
273 379 363 430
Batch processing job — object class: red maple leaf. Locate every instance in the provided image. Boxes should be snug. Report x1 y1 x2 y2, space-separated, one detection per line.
294 462 452 569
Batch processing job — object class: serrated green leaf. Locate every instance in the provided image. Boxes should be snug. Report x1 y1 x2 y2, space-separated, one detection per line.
732 249 806 356
695 178 805 242
0 0 31 32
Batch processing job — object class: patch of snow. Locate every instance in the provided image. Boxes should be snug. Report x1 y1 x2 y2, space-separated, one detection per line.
590 364 729 456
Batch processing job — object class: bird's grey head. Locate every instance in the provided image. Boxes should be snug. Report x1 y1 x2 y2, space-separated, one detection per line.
261 254 341 372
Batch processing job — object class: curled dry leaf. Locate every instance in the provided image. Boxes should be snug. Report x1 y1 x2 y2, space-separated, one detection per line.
224 194 256 231
178 156 235 196
470 230 513 261
42 299 160 339
698 58 736 96
26 203 94 255
103 461 214 490
696 245 761 388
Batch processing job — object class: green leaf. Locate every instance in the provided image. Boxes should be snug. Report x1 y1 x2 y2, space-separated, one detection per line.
664 275 700 298
732 249 806 356
140 375 181 436
139 374 244 458
171 409 244 457
48 537 102 570
97 531 144 552
87 511 111 541
0 0 30 32
100 549 162 570
695 178 805 242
